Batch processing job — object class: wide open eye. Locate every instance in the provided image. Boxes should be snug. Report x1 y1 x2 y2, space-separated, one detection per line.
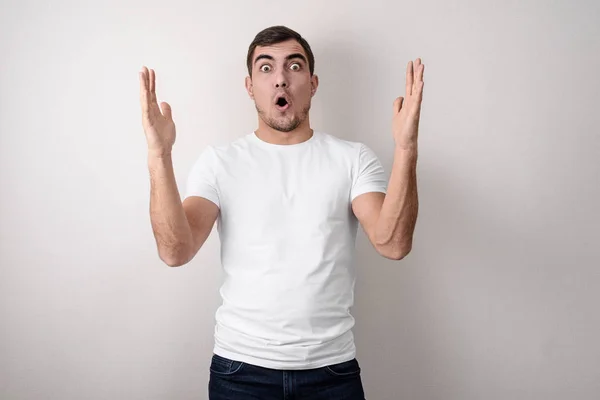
260 65 271 72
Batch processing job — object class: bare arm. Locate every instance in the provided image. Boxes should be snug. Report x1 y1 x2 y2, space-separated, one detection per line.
352 58 424 260
148 154 218 267
352 148 418 260
140 66 218 267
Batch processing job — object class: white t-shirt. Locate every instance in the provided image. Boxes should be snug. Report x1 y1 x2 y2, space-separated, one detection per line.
185 131 387 370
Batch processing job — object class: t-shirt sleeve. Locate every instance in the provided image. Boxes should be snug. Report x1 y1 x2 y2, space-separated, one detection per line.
184 145 220 208
350 143 388 201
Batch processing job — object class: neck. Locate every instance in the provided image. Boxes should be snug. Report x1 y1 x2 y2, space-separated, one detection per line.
255 118 313 145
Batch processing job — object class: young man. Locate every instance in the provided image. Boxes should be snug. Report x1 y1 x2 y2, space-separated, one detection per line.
139 26 424 400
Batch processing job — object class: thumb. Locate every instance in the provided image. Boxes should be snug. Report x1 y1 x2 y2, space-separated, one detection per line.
393 97 404 115
160 102 172 120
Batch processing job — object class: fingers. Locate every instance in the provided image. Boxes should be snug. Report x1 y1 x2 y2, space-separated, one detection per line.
404 59 425 101
405 61 413 97
139 66 147 95
149 68 158 108
418 65 425 98
413 58 421 93
160 102 172 121
415 60 424 99
139 66 150 118
149 68 154 93
149 68 155 96
140 66 163 123
393 97 404 115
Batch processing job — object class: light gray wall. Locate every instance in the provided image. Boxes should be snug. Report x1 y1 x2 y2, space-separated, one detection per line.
1 0 599 399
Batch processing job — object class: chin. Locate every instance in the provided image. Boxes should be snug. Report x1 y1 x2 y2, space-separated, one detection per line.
272 122 300 133
257 104 309 133
263 113 297 132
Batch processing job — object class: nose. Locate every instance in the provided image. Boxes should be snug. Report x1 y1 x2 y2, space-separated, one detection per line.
275 71 288 88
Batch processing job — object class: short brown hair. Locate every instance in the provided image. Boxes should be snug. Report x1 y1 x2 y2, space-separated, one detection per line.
246 26 315 77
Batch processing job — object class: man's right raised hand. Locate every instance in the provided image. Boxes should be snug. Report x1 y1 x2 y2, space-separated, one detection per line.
139 66 176 157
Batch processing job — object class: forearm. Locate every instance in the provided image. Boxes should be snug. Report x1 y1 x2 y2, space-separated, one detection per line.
148 153 193 265
374 145 419 259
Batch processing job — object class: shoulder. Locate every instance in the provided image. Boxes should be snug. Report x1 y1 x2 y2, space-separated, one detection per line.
316 131 361 151
193 133 255 164
314 131 365 160
211 133 252 153
316 132 377 163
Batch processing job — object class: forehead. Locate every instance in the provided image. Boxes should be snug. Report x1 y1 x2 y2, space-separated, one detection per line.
253 39 307 61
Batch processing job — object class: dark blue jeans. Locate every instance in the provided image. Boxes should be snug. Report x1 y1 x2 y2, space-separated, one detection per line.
208 353 366 399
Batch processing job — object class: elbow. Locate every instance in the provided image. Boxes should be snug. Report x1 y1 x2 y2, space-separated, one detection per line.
382 248 411 261
158 246 192 267
161 257 188 268
373 230 411 261
389 248 411 260
376 242 412 261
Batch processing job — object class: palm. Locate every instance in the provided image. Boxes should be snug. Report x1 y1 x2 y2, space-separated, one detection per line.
392 58 425 149
139 66 176 154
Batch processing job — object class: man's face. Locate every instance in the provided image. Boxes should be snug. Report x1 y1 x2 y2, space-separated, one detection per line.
245 39 318 133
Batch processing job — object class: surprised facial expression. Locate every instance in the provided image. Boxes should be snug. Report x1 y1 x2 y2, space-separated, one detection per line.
245 39 318 133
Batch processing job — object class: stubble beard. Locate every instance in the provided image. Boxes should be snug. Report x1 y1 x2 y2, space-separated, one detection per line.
256 101 311 133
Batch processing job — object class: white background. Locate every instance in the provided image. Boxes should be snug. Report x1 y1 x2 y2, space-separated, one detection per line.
1 0 599 398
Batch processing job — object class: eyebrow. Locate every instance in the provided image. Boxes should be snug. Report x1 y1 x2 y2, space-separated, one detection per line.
254 53 308 65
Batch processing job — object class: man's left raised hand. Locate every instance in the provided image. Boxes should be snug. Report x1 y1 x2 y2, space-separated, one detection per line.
392 58 425 150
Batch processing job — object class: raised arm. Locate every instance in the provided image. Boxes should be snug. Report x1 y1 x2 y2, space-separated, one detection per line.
352 58 424 260
140 66 218 267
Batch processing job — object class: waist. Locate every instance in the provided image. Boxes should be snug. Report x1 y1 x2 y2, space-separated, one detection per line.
213 319 357 369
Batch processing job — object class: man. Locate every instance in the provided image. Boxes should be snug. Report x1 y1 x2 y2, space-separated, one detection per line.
139 25 424 400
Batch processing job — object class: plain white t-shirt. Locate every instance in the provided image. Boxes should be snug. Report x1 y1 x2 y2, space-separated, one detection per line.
184 131 387 369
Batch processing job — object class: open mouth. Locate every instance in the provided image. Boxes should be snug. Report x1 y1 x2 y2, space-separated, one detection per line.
275 96 290 110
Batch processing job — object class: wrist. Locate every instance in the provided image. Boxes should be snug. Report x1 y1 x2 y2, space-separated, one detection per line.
148 149 173 160
393 133 418 150
394 142 418 153
394 144 418 163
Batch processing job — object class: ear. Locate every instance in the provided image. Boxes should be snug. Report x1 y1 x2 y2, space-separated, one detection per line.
245 76 254 99
310 74 319 97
